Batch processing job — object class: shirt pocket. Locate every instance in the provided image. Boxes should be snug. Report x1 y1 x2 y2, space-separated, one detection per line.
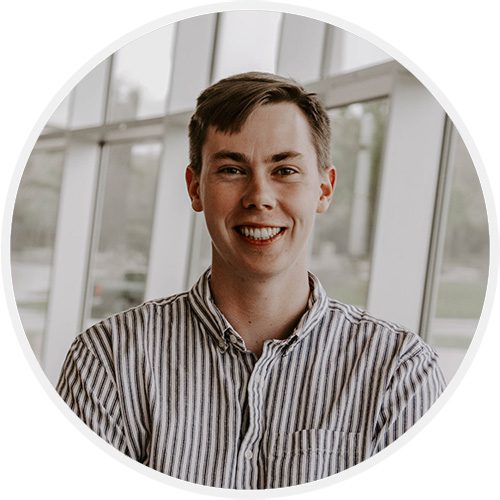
266 429 362 488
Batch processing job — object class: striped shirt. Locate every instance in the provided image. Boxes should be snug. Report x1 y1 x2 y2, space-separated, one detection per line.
57 268 446 489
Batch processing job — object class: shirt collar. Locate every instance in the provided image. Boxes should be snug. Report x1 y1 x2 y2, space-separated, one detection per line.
187 267 329 352
187 268 231 350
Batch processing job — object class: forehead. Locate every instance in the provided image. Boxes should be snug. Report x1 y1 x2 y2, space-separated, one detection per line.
201 102 317 161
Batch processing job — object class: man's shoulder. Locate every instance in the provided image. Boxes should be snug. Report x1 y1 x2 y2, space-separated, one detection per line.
75 291 192 354
93 290 190 326
326 298 406 331
114 290 190 318
324 297 434 359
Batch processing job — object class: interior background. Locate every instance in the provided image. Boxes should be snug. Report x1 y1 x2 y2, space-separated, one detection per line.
9 11 489 386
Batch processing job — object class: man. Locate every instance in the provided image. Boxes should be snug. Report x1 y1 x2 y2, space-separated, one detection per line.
57 72 445 489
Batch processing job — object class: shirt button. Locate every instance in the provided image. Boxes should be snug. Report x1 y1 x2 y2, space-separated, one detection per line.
244 449 253 460
253 373 261 383
218 340 226 349
229 334 238 344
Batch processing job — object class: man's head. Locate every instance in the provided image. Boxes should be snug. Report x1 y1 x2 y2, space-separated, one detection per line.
185 72 335 282
188 72 331 175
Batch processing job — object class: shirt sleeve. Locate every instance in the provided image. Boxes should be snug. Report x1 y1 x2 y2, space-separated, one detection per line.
56 336 130 455
371 341 446 454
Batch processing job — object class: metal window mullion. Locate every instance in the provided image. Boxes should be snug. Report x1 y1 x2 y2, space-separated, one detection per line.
79 143 109 331
366 71 446 332
309 61 398 109
103 53 115 124
208 13 221 84
42 139 102 384
419 119 457 339
42 56 111 384
144 122 193 300
274 12 286 75
320 25 338 78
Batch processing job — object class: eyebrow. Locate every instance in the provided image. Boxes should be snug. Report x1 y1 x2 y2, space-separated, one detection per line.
269 151 303 163
208 150 303 164
209 150 249 164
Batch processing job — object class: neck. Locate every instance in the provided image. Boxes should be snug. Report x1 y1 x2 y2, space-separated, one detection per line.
209 264 311 356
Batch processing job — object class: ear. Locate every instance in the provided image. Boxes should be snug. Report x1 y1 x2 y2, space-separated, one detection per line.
185 166 203 212
316 166 336 214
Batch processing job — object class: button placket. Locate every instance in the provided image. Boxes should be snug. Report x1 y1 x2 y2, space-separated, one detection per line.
233 354 264 485
235 346 284 487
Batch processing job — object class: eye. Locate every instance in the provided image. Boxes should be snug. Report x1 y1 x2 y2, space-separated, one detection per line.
274 166 298 176
218 166 245 175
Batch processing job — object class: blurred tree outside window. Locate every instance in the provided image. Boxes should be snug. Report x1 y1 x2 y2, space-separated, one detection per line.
107 25 175 123
84 142 162 327
310 99 389 306
11 150 65 359
428 131 489 381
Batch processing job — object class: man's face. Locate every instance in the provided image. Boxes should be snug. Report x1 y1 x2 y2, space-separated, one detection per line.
186 102 335 281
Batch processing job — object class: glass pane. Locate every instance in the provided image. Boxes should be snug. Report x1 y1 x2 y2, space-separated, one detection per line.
428 132 489 381
212 11 282 81
107 25 175 123
85 142 162 327
11 149 65 360
310 99 389 306
327 28 392 76
43 93 72 134
186 213 213 287
277 14 326 83
167 14 217 114
70 58 110 129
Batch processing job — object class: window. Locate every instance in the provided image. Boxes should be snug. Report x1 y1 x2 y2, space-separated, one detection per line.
186 213 212 288
83 141 162 327
107 26 176 123
310 99 389 306
16 12 483 389
212 11 282 81
326 27 392 76
277 14 326 83
426 129 489 381
43 94 72 134
11 149 65 359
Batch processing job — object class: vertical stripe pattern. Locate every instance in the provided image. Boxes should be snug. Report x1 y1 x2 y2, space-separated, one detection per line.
56 268 446 489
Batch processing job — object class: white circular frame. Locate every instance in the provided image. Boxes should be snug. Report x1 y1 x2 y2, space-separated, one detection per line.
2 1 497 497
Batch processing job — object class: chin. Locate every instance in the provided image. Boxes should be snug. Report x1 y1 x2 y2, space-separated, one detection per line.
236 260 291 280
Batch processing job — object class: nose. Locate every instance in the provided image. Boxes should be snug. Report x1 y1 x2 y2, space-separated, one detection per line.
241 173 276 210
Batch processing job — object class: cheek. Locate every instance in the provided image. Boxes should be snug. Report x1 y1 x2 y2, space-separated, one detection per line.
289 191 320 220
203 190 236 223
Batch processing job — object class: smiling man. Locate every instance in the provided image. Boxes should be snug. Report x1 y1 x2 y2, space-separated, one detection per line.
57 72 446 489
186 97 335 356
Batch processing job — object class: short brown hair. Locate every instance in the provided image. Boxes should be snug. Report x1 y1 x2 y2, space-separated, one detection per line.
188 72 331 174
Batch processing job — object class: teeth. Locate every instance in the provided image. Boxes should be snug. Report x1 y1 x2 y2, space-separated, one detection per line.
239 226 282 240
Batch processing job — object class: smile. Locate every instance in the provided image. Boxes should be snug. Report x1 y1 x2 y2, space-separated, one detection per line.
235 225 285 242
